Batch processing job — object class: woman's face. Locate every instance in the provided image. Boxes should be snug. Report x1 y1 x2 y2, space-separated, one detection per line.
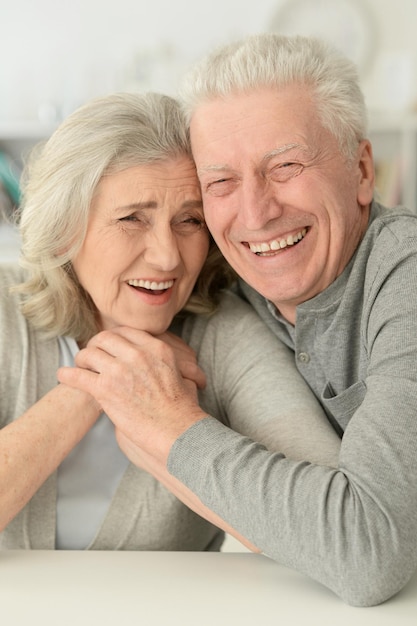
72 156 209 335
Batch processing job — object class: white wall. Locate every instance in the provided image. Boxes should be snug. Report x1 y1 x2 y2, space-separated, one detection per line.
1 0 417 125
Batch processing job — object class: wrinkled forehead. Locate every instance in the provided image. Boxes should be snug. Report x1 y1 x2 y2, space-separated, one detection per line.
189 86 325 168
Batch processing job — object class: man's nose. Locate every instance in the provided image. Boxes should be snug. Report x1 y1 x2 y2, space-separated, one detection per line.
238 178 283 231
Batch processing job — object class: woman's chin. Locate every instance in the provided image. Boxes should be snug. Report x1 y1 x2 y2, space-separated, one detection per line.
98 308 177 336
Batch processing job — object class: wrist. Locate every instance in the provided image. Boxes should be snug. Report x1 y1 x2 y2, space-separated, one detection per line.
157 409 208 463
56 383 102 420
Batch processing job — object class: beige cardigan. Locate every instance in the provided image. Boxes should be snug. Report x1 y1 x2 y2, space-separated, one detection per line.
0 263 223 551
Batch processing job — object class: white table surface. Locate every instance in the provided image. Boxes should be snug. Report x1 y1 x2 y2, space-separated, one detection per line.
1 550 416 626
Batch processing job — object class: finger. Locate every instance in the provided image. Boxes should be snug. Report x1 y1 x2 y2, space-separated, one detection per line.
157 332 206 389
57 365 99 393
158 331 195 356
181 363 207 390
74 345 116 371
78 327 206 390
86 327 152 355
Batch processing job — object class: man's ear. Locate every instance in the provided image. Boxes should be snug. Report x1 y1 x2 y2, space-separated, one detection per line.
357 139 375 206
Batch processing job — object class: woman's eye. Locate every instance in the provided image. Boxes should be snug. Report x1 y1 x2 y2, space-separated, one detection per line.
117 214 147 230
119 214 147 224
270 162 304 182
173 216 206 234
119 214 138 222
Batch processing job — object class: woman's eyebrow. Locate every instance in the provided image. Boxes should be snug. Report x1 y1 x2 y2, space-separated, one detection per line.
113 199 203 212
181 199 204 210
113 202 157 212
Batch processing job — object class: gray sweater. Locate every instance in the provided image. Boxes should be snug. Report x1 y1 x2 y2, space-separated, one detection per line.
168 202 417 606
0 264 338 550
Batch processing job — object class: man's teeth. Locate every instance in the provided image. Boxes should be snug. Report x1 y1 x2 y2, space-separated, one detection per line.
249 228 307 254
127 279 174 290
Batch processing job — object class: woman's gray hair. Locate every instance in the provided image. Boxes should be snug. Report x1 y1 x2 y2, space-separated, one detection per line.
15 92 235 344
179 33 368 160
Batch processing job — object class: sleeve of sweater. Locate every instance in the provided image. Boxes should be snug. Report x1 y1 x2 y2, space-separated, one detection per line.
0 263 58 426
168 246 417 607
184 290 341 467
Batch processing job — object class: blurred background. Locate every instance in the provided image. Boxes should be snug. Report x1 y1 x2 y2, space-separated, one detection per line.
1 0 417 242
1 0 416 122
0 0 416 550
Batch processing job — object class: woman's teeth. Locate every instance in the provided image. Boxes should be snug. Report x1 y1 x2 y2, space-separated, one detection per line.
249 228 307 254
127 279 174 290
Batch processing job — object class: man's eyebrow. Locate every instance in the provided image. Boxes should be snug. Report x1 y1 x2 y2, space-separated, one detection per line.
198 164 231 175
198 143 308 175
262 143 306 163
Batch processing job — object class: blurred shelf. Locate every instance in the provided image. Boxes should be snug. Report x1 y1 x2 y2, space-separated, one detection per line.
0 113 416 210
369 111 417 133
368 112 417 210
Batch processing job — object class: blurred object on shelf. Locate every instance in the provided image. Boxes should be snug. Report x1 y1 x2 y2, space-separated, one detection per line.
122 42 181 95
0 181 13 222
0 150 20 215
369 113 417 212
375 51 414 113
268 0 378 78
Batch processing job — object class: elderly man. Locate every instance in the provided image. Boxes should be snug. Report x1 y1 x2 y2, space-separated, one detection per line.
59 35 417 606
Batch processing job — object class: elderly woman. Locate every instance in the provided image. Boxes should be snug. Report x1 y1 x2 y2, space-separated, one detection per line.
0 92 340 551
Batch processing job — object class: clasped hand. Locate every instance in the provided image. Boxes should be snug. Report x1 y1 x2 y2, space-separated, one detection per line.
57 327 208 463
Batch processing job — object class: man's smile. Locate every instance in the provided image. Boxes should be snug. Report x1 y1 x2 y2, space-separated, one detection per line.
246 228 307 255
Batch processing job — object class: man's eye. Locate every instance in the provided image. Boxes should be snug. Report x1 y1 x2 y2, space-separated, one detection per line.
270 162 304 182
208 178 228 188
205 178 235 197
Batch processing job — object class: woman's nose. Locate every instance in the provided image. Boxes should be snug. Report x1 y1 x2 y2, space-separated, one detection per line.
143 227 181 271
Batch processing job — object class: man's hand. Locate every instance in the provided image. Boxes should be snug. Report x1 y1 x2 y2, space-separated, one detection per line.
57 327 208 462
156 330 206 391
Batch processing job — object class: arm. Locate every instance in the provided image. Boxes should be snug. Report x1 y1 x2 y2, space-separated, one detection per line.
57 246 417 607
167 248 417 606
115 429 259 552
185 291 341 466
0 265 102 533
0 384 101 532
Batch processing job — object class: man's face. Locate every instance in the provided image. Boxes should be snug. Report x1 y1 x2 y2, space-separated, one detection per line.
190 86 374 323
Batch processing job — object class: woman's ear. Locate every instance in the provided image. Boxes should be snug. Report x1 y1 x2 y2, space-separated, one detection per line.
357 139 375 207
